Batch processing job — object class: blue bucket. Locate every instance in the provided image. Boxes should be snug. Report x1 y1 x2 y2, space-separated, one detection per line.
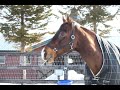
57 80 73 85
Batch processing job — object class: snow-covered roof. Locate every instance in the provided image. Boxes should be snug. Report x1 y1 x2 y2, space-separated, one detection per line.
32 38 52 50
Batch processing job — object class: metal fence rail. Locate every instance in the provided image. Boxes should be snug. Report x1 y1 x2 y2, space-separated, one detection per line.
0 51 85 84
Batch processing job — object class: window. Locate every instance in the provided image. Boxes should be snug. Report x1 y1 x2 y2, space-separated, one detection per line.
20 56 32 65
26 56 32 65
0 55 5 64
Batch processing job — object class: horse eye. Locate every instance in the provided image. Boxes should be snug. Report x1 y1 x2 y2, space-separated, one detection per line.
59 32 66 39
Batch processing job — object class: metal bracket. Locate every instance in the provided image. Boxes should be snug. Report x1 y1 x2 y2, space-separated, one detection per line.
71 35 75 40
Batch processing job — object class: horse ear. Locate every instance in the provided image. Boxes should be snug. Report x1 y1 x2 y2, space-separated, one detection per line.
67 16 73 23
62 16 67 23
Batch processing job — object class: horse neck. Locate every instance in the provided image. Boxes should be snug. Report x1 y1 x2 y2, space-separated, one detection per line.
74 26 102 75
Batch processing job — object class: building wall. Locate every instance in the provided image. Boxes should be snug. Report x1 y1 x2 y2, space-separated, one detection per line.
0 51 38 79
0 55 23 79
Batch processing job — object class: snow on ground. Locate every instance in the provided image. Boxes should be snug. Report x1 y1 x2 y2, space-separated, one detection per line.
0 70 84 85
0 83 21 85
45 70 84 80
45 70 85 85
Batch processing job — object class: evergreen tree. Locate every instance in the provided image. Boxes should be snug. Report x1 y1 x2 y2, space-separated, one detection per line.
0 5 52 52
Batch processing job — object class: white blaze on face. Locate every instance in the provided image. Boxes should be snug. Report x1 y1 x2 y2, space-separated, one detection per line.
41 47 48 65
41 47 46 61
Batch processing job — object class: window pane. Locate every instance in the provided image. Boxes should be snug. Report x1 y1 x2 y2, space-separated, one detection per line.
0 56 5 64
26 56 31 64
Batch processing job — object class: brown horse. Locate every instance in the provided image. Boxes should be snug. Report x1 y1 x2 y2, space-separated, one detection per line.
41 16 120 85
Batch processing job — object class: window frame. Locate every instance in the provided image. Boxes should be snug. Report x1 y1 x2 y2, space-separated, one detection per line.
26 55 32 65
0 55 5 64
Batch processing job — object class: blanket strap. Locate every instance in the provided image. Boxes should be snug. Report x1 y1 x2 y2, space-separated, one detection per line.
85 76 110 85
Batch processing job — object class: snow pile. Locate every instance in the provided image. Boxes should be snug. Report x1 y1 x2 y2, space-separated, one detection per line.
45 70 84 80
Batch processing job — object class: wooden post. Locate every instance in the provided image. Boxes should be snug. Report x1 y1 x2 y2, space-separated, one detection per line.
64 55 68 80
23 56 26 79
20 55 26 80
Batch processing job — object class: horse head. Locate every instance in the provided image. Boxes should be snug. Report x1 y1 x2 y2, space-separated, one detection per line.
41 16 81 64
